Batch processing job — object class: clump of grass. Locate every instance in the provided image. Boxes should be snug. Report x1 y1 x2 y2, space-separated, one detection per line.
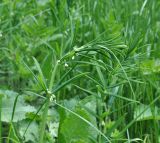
0 0 160 143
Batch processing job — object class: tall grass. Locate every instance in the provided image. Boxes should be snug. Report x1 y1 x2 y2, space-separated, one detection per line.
0 0 160 143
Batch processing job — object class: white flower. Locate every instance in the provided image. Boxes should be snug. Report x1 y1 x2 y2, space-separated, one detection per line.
47 89 52 95
65 63 69 67
101 121 105 126
0 32 2 37
50 96 54 102
72 56 75 60
50 94 56 102
57 60 60 64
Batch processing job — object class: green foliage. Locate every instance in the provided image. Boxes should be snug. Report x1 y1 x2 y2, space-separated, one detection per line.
134 104 160 121
18 120 38 142
0 90 36 122
58 97 97 143
0 0 160 142
59 108 96 143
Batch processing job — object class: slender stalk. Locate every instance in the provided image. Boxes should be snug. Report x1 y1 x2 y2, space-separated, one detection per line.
49 62 58 91
0 95 2 143
39 60 58 143
39 97 50 143
7 95 21 143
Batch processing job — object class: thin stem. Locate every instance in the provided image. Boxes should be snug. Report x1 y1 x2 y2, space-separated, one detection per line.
0 95 2 143
39 97 50 143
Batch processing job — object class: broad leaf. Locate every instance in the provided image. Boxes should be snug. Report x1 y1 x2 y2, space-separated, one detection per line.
0 90 36 122
58 108 97 143
58 97 97 143
134 104 160 121
18 120 38 142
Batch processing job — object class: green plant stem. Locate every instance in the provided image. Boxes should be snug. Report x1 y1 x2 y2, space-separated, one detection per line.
0 95 2 143
39 97 50 143
7 95 21 143
39 58 58 143
49 62 58 91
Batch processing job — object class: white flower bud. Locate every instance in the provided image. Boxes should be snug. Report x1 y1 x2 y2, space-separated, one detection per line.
65 63 69 67
57 60 60 64
72 56 75 60
50 94 56 102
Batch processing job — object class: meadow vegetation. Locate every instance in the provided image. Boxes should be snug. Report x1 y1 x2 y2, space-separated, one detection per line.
0 0 160 142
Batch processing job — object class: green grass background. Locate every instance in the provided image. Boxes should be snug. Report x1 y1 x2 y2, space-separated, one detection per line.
0 0 160 143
